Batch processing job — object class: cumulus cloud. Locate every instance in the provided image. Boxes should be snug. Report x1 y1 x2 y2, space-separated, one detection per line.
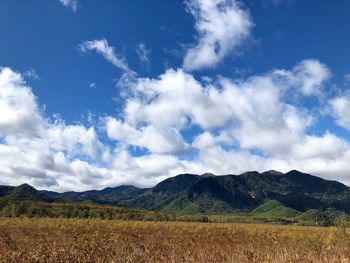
0 68 111 191
101 58 350 185
4 0 349 191
290 133 350 160
59 0 78 12
1 57 350 191
79 39 131 73
105 117 189 154
0 67 43 136
107 59 327 157
329 95 350 130
183 0 252 71
273 59 331 97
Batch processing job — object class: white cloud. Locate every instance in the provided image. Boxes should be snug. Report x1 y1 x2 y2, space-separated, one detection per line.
183 0 252 71
218 77 307 155
1 58 350 191
46 123 109 162
89 82 97 89
192 131 232 150
273 59 331 97
59 0 78 12
105 117 189 154
263 0 292 6
101 58 350 185
2 1 343 193
111 59 326 157
122 69 234 130
0 67 43 136
344 74 350 84
290 133 349 160
0 68 112 191
191 130 350 185
24 69 40 80
79 39 131 73
329 95 350 130
136 43 150 68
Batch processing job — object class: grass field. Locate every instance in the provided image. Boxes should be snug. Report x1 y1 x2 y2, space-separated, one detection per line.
0 218 349 262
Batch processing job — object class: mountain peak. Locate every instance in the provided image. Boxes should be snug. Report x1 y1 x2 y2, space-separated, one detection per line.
286 170 303 175
200 173 215 177
263 170 284 176
17 183 35 189
8 183 50 201
152 173 200 194
240 171 260 177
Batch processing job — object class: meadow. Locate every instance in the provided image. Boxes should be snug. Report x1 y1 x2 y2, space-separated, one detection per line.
0 218 349 262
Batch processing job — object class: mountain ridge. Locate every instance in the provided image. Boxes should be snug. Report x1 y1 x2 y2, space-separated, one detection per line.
1 170 350 215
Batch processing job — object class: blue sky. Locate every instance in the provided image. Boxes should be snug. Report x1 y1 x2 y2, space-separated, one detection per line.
0 0 350 191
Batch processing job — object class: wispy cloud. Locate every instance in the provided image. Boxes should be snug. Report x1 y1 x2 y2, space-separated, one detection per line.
79 39 132 73
89 82 97 89
59 0 78 12
135 43 151 69
344 74 350 84
183 0 253 71
262 0 294 7
23 69 40 80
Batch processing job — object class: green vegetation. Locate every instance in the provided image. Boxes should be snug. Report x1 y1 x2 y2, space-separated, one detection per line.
0 197 348 226
0 198 162 221
121 170 350 215
6 184 49 201
159 196 206 214
249 200 350 226
0 170 350 227
252 200 301 218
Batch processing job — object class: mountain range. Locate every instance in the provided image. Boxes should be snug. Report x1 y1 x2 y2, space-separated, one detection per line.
1 170 350 216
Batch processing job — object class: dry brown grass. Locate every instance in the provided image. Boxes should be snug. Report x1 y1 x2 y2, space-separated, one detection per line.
0 218 349 262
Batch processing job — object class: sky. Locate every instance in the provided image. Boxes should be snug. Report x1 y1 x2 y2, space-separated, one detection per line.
1 0 350 191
